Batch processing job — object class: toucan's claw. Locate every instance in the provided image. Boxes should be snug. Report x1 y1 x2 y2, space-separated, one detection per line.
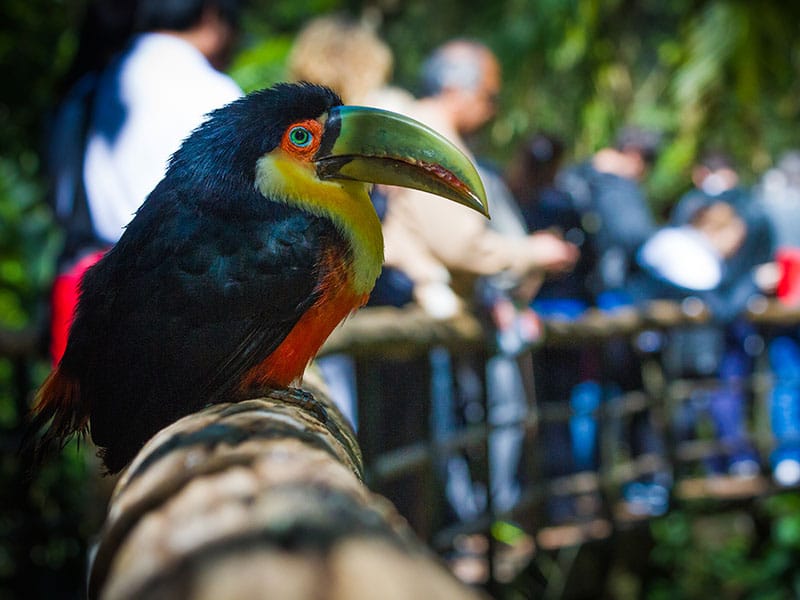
270 386 329 423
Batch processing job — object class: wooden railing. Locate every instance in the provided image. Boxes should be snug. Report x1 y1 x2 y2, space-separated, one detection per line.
318 297 800 549
7 296 800 595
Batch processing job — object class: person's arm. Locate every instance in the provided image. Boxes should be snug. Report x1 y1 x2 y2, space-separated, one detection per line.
387 187 577 280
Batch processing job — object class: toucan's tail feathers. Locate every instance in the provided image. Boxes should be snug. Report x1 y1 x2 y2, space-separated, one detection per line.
20 368 87 467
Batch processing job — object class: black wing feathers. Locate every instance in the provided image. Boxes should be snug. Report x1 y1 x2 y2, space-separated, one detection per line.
62 184 334 471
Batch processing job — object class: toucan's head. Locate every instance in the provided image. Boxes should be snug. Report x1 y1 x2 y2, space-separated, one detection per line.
173 82 487 215
169 83 488 291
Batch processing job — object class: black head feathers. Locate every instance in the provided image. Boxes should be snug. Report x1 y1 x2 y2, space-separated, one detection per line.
167 83 343 190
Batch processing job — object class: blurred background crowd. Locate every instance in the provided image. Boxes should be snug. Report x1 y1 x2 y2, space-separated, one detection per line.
4 0 800 598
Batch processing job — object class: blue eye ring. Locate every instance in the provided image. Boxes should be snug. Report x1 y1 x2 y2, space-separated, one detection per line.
288 126 313 148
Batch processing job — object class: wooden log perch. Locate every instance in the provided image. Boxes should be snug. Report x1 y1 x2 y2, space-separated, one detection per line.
86 371 483 600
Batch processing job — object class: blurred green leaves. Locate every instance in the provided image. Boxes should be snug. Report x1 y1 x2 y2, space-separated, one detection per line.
2 1 800 598
0 156 59 330
648 497 800 599
229 36 293 92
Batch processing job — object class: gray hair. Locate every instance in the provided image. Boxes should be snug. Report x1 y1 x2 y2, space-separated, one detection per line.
419 41 489 97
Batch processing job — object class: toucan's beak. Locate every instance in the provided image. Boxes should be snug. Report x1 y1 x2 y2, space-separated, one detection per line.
315 105 489 218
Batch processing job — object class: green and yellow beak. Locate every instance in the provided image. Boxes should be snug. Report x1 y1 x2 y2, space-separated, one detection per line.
315 105 489 218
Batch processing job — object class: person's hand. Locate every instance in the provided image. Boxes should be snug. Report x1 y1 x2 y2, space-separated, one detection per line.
525 231 580 274
513 272 544 304
414 280 462 319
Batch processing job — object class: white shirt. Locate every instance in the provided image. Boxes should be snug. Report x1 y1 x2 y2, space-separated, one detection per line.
84 33 243 243
638 226 723 291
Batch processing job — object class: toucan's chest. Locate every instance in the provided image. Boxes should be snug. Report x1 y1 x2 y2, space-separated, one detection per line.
116 197 377 392
165 203 345 308
238 240 367 389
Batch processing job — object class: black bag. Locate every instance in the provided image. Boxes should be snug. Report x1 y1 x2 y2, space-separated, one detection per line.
46 73 105 268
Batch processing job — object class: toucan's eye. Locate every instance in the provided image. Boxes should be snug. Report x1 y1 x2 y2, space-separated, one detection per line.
280 119 323 159
288 126 313 148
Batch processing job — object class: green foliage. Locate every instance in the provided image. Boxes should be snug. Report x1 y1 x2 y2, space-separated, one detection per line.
2 1 800 597
648 498 800 599
0 0 79 159
435 0 800 206
0 156 60 329
229 35 294 92
1 428 107 600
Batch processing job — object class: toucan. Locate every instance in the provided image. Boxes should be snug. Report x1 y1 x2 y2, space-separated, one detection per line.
26 82 488 473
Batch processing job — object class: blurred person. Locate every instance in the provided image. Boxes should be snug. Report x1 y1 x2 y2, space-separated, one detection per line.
556 126 671 518
287 13 412 110
508 132 596 309
635 151 773 480
383 41 577 321
756 150 800 256
507 132 610 531
637 201 745 294
638 151 772 321
753 150 800 305
83 0 243 244
46 0 244 364
753 150 800 486
556 126 661 303
381 40 578 540
669 151 772 309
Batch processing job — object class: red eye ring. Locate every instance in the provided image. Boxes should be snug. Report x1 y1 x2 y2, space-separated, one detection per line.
281 119 323 159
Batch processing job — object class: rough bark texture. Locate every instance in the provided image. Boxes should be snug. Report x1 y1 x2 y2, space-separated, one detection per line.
87 371 483 600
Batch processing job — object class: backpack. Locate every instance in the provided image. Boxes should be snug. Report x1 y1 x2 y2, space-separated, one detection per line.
46 73 105 268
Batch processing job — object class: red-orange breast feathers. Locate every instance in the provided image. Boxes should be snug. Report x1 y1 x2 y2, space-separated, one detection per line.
239 244 368 390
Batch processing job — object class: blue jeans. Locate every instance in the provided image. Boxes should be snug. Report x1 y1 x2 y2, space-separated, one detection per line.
769 336 800 467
